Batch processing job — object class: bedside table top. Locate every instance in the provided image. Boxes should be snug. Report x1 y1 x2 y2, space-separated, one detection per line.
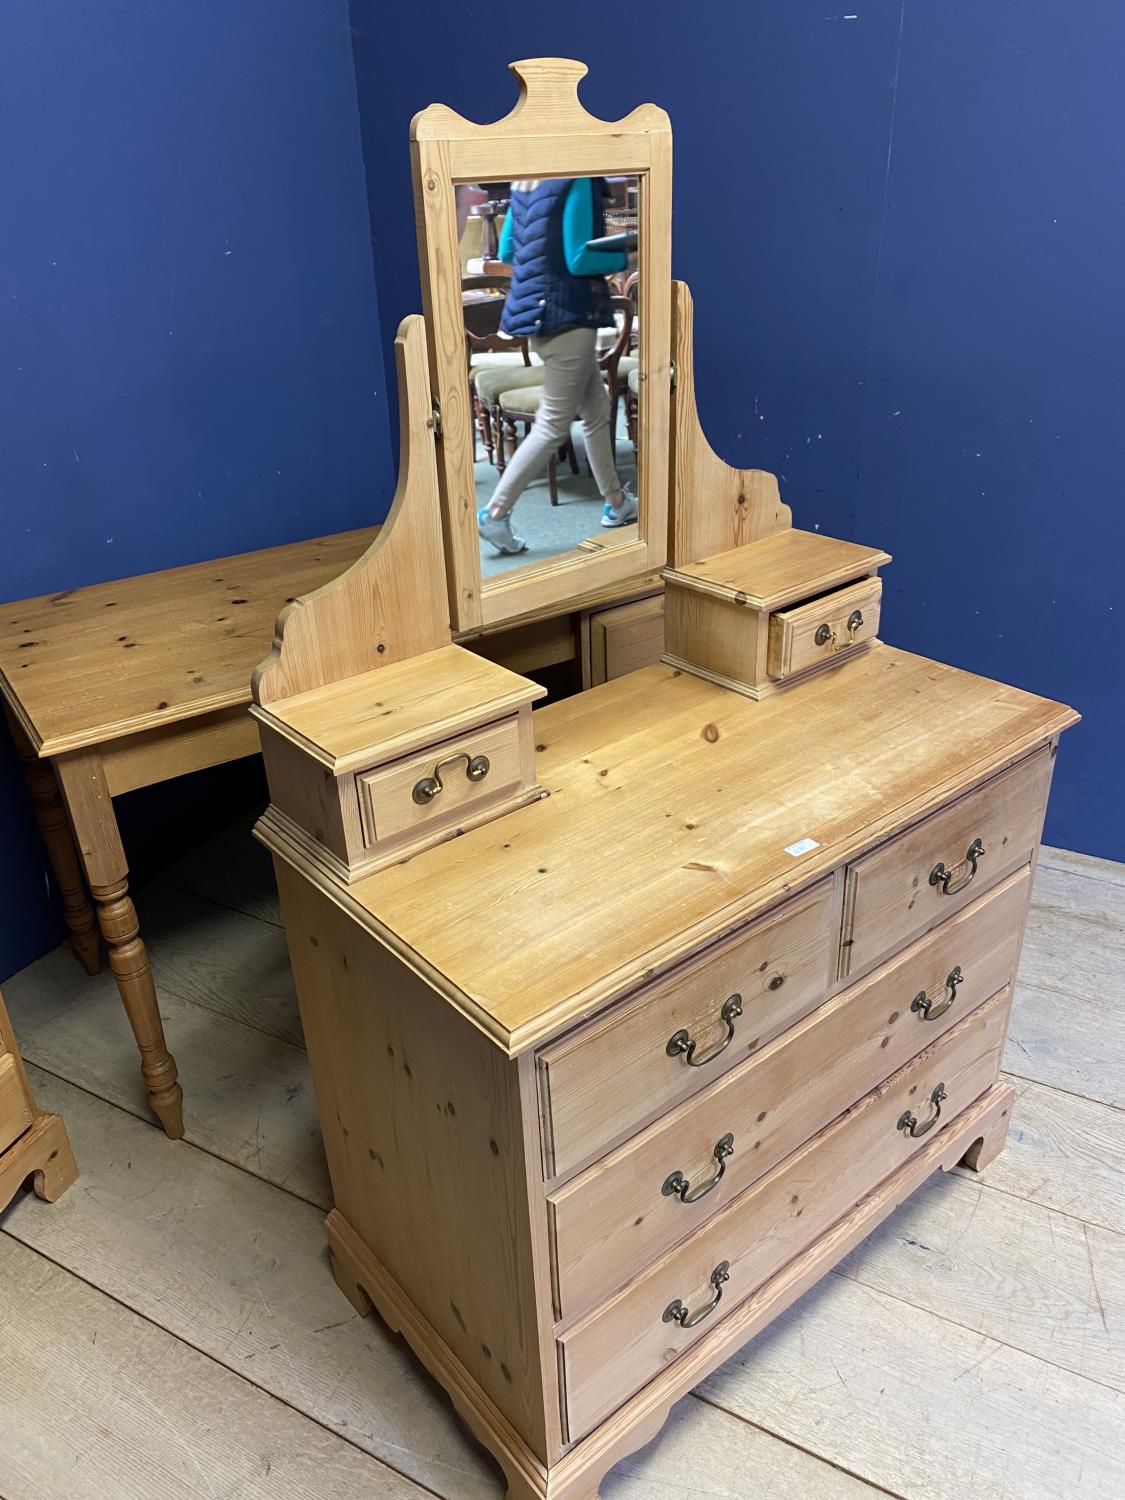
252 645 546 772
317 645 1076 1055
664 529 891 611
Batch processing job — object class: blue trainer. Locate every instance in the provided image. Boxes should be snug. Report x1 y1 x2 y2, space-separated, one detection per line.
477 507 528 555
601 485 639 528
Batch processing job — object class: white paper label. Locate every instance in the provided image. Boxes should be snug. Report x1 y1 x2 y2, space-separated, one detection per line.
784 837 820 857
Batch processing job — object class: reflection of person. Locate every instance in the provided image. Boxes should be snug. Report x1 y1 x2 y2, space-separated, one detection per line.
477 177 638 556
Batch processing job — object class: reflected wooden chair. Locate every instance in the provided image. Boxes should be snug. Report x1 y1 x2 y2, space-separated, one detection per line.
600 295 637 459
625 365 640 450
462 274 533 461
496 385 581 506
474 364 545 468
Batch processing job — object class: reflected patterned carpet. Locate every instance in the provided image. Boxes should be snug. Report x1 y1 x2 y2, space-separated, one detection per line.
476 416 637 578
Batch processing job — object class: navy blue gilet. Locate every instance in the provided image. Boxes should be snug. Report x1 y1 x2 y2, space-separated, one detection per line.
500 179 615 339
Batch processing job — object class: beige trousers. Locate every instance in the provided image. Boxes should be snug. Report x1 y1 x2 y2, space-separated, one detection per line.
489 327 622 515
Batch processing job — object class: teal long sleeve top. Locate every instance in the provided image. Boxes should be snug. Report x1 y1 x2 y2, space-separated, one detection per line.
497 178 628 276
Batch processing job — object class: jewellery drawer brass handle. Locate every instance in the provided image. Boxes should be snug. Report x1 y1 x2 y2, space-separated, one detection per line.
412 751 491 805
666 994 743 1068
929 837 986 896
662 1261 731 1330
814 610 864 653
911 965 963 1023
663 1133 735 1204
898 1082 947 1139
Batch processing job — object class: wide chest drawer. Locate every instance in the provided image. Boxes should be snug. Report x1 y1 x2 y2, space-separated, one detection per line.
558 987 1010 1443
0 1049 32 1157
548 865 1030 1319
536 880 835 1180
840 745 1053 977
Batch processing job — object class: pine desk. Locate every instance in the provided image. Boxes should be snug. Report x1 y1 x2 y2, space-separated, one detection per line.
0 530 661 1136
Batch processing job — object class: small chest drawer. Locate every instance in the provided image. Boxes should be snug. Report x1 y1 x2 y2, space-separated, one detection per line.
767 576 882 681
840 745 1053 978
357 716 524 850
537 880 835 1181
0 1051 33 1157
557 987 1010 1443
548 865 1030 1319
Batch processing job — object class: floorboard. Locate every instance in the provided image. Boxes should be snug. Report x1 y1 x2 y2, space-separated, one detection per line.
959 1074 1125 1234
1006 980 1125 1110
0 1067 500 1500
3 946 331 1206
836 1165 1125 1393
160 814 283 928
1 1068 879 1500
0 1235 428 1500
139 879 301 1046
699 1271 1125 1500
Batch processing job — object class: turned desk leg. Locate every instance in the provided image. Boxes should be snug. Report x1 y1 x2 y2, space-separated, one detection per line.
54 750 184 1139
5 714 101 974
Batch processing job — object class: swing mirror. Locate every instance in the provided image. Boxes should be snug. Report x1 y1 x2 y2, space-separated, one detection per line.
411 60 672 633
456 174 641 587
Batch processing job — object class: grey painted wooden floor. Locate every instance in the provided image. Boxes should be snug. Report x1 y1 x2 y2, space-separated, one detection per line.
2 829 1124 1499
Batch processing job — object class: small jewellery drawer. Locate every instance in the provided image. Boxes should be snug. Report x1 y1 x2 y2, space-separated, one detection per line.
767 576 882 681
0 1051 33 1157
357 716 523 850
840 745 1053 978
536 880 835 1180
547 865 1030 1319
557 988 1010 1442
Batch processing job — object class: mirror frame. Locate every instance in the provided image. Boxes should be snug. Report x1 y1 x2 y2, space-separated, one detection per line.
410 58 672 633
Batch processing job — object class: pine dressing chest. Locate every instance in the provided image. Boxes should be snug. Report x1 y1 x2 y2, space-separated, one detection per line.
250 60 1078 1499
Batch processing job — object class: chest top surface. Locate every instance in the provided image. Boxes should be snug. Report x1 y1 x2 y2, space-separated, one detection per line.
320 645 1075 1054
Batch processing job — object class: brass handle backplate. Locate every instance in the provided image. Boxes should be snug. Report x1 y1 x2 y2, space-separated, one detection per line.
666 994 743 1068
929 837 986 896
663 1134 735 1204
663 1261 731 1330
815 609 864 654
912 966 963 1022
412 751 491 805
898 1082 947 1139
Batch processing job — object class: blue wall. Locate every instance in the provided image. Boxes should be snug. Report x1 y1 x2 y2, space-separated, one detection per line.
352 0 1122 857
3 3 1121 978
0 1 394 977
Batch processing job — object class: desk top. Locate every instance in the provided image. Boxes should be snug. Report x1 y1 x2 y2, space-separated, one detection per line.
0 532 375 756
302 646 1076 1055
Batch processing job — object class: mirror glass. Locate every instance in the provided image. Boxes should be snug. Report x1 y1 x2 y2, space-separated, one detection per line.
456 175 641 580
